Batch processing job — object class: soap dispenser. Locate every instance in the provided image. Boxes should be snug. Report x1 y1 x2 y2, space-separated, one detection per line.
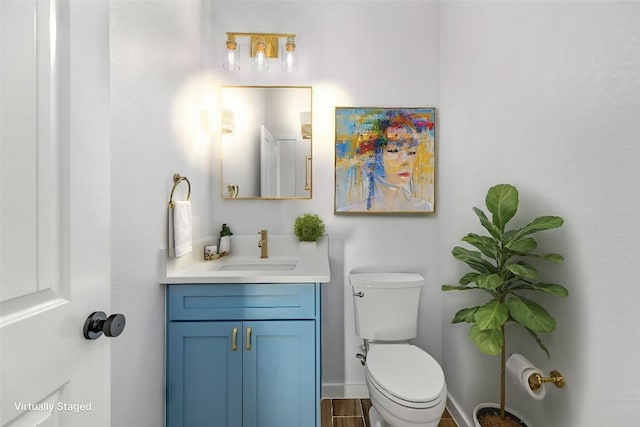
219 223 233 254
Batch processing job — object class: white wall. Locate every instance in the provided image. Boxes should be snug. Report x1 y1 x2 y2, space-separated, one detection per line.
206 0 442 395
439 2 640 426
110 1 440 422
109 1 640 426
110 2 212 426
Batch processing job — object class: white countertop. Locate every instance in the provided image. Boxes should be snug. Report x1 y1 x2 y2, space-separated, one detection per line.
159 235 331 284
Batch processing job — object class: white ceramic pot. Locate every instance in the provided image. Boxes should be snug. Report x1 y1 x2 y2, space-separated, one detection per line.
298 241 317 249
473 403 530 427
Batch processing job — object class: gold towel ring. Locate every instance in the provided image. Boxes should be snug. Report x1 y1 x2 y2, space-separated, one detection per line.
168 173 191 208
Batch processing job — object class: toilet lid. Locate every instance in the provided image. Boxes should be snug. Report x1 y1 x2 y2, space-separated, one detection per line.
366 344 445 404
348 272 424 288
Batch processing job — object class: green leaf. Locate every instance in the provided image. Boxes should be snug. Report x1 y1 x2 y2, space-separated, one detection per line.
541 253 565 263
525 328 551 359
452 307 480 323
506 295 556 333
476 274 503 290
441 284 478 291
469 324 503 356
474 301 509 330
452 246 481 259
459 272 479 285
452 247 495 274
462 233 498 259
503 229 517 243
473 207 502 241
486 184 519 231
505 237 537 254
513 216 564 240
506 262 538 279
522 283 569 297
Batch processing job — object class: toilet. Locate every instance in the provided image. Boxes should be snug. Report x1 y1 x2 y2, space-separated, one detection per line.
349 272 447 427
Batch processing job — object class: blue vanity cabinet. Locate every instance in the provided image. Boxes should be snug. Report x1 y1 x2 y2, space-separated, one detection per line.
166 283 321 427
242 320 316 426
167 321 243 426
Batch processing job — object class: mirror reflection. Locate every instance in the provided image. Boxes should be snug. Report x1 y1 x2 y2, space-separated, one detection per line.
221 86 312 199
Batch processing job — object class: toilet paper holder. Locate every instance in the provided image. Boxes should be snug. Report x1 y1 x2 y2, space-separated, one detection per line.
528 370 565 391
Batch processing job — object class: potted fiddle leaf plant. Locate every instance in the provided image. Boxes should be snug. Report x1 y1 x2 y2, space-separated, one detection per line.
293 213 325 246
441 184 568 427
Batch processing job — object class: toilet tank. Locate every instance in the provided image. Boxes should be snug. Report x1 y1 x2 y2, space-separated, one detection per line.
348 272 424 341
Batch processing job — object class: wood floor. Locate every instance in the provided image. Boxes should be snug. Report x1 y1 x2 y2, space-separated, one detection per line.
321 398 458 427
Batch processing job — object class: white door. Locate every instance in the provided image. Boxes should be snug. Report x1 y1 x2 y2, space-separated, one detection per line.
1 1 112 426
260 125 280 197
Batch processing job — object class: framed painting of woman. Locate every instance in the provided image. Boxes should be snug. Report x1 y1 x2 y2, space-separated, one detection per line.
334 107 436 214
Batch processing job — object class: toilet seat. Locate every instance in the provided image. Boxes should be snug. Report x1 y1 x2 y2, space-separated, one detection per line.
366 344 445 409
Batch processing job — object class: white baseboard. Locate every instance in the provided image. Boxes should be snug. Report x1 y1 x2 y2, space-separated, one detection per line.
322 383 369 399
446 393 473 427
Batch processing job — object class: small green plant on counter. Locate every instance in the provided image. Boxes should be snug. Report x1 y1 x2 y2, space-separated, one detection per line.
293 214 325 242
442 184 568 425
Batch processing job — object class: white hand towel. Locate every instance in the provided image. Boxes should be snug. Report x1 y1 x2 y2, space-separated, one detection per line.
170 200 192 257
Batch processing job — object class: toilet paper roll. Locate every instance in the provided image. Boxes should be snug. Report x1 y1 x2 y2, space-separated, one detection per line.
506 353 546 400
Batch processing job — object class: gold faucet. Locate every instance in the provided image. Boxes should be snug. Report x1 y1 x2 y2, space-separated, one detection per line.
258 229 268 258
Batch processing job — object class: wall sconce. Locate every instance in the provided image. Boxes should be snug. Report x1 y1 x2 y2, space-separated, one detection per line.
224 32 298 72
300 111 311 139
222 110 234 133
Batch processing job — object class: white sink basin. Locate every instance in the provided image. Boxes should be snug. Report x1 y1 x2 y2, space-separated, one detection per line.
217 261 297 272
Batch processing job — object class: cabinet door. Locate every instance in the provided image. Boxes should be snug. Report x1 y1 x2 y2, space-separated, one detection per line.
167 321 242 427
243 321 316 427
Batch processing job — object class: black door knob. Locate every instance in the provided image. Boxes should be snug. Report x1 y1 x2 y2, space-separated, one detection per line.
83 311 126 340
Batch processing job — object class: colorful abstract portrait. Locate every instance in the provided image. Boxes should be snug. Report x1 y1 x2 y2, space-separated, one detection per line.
335 107 436 214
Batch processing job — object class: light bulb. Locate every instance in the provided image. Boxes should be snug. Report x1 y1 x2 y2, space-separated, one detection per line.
223 37 240 71
252 40 269 72
282 36 298 72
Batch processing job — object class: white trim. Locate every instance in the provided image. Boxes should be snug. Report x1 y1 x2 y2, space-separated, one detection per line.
446 393 473 427
322 383 369 399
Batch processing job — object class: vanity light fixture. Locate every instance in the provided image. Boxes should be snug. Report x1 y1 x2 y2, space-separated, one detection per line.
223 32 298 72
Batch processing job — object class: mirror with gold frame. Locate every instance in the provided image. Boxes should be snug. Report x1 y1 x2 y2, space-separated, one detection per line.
221 85 312 199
